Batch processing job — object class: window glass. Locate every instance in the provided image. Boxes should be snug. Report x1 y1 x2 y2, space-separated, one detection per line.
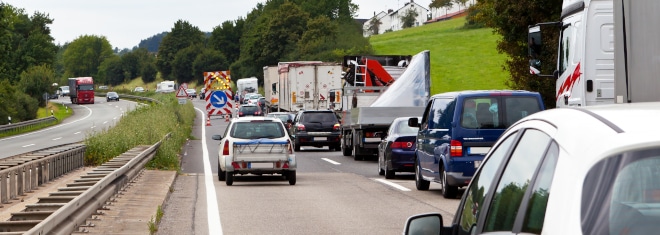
458 132 518 235
521 141 559 233
469 98 499 129
396 120 419 135
79 84 94 91
231 122 285 139
429 98 454 129
483 129 551 232
558 23 573 75
503 97 542 127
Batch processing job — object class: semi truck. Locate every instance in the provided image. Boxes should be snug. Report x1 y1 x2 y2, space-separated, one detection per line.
263 66 279 111
340 51 429 160
67 77 95 104
529 0 660 107
236 77 259 97
270 62 343 112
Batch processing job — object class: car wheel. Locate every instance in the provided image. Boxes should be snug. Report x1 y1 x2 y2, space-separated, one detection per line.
218 162 225 181
288 171 296 185
332 144 341 151
294 140 301 152
225 172 234 186
385 167 395 179
377 157 385 176
415 160 430 190
441 166 458 198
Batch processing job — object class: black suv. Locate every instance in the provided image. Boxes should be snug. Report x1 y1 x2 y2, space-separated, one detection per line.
289 110 341 151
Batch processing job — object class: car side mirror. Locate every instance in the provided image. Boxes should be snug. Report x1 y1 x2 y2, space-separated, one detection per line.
403 213 444 235
408 117 420 128
211 134 223 140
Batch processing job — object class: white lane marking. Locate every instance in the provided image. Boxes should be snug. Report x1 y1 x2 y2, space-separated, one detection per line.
373 178 412 191
103 121 108 124
195 107 223 235
22 144 35 147
322 158 341 165
90 126 96 129
52 137 62 141
0 105 93 142
74 132 81 135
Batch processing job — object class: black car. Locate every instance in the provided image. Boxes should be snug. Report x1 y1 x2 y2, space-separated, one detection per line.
289 110 341 151
377 116 420 179
238 104 264 117
106 92 119 102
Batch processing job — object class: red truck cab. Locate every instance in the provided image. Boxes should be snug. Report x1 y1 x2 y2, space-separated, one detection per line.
68 77 95 104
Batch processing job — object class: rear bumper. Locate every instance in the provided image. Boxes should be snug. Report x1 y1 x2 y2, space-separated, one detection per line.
389 149 415 172
295 133 341 146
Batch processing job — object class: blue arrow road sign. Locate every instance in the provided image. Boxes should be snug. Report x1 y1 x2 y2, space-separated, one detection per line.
210 91 228 108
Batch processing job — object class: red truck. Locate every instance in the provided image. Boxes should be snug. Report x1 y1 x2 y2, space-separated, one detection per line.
68 77 95 104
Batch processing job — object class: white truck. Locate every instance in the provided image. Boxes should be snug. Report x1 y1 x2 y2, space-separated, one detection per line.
273 62 343 112
529 0 660 107
263 66 279 111
236 77 259 97
155 80 176 93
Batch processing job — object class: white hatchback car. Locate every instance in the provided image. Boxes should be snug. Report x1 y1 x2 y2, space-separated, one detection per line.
404 102 660 235
212 117 296 186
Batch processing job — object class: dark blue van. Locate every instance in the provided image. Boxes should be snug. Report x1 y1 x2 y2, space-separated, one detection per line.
408 90 545 198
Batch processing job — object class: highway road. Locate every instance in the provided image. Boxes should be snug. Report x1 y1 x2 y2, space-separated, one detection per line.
0 98 138 158
158 98 463 234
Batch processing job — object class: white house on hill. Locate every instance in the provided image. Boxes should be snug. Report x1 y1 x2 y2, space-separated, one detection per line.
362 0 429 37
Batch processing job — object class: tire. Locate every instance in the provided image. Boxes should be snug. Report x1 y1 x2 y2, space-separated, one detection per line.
331 144 341 151
225 172 234 186
288 171 296 185
342 139 352 156
218 162 226 181
353 145 363 161
441 166 458 198
415 160 430 190
294 140 301 152
385 168 395 179
377 157 385 175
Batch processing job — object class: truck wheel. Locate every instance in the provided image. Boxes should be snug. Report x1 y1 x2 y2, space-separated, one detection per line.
342 140 352 156
415 160 430 190
225 172 234 186
441 166 458 198
218 162 226 181
353 144 363 161
288 171 296 185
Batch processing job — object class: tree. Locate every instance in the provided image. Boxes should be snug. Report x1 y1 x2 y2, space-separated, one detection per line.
156 20 205 80
209 19 244 64
17 65 56 107
469 0 562 108
98 55 124 86
172 44 204 84
367 16 382 35
400 8 419 28
192 49 229 85
62 35 114 79
294 16 339 60
430 0 454 16
454 0 469 11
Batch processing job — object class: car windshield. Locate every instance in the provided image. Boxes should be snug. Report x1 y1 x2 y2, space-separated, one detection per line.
230 121 285 139
108 92 118 96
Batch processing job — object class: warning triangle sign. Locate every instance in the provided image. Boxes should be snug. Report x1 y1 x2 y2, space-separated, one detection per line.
176 86 188 97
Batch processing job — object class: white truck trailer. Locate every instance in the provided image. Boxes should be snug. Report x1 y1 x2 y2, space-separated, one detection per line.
236 77 259 96
275 62 343 112
529 0 660 107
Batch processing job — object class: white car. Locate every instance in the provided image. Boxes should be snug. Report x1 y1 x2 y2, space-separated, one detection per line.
133 87 145 92
212 117 296 186
404 102 660 235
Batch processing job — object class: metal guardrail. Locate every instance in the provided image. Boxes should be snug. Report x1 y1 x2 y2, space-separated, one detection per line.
0 134 169 234
0 117 58 135
0 143 86 205
96 92 161 104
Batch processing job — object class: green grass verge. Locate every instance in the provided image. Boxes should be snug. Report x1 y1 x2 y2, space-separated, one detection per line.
84 94 195 170
0 101 74 138
370 16 510 95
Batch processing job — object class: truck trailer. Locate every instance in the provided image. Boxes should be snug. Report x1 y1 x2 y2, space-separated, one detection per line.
274 62 343 112
68 77 95 104
529 0 660 107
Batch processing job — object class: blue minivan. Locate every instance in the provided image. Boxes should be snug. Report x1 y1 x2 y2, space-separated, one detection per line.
408 90 545 198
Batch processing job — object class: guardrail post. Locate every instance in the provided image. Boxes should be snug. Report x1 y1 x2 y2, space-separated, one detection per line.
0 172 7 204
17 166 24 196
9 170 17 200
30 163 38 192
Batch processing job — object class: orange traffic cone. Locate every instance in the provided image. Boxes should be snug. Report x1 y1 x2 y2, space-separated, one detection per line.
206 117 211 126
225 114 230 122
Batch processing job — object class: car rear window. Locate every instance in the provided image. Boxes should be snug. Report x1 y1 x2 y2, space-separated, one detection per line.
241 106 258 113
230 121 285 139
460 96 541 129
301 112 338 123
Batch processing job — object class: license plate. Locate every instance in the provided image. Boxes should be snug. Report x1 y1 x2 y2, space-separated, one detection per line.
314 137 327 141
474 161 482 169
364 138 381 142
469 147 490 155
248 162 273 169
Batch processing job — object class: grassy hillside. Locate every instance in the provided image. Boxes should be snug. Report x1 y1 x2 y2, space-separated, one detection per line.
370 17 509 95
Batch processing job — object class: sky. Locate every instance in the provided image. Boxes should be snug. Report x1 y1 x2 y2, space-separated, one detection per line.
2 0 432 49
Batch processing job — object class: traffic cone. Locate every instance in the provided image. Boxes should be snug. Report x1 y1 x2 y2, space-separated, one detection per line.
206 117 211 126
225 114 230 122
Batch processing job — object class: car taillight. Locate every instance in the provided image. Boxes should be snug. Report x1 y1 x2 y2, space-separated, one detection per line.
365 132 375 137
238 112 244 116
256 111 261 115
296 123 305 131
391 141 414 149
222 141 230 155
333 123 340 131
450 140 462 157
